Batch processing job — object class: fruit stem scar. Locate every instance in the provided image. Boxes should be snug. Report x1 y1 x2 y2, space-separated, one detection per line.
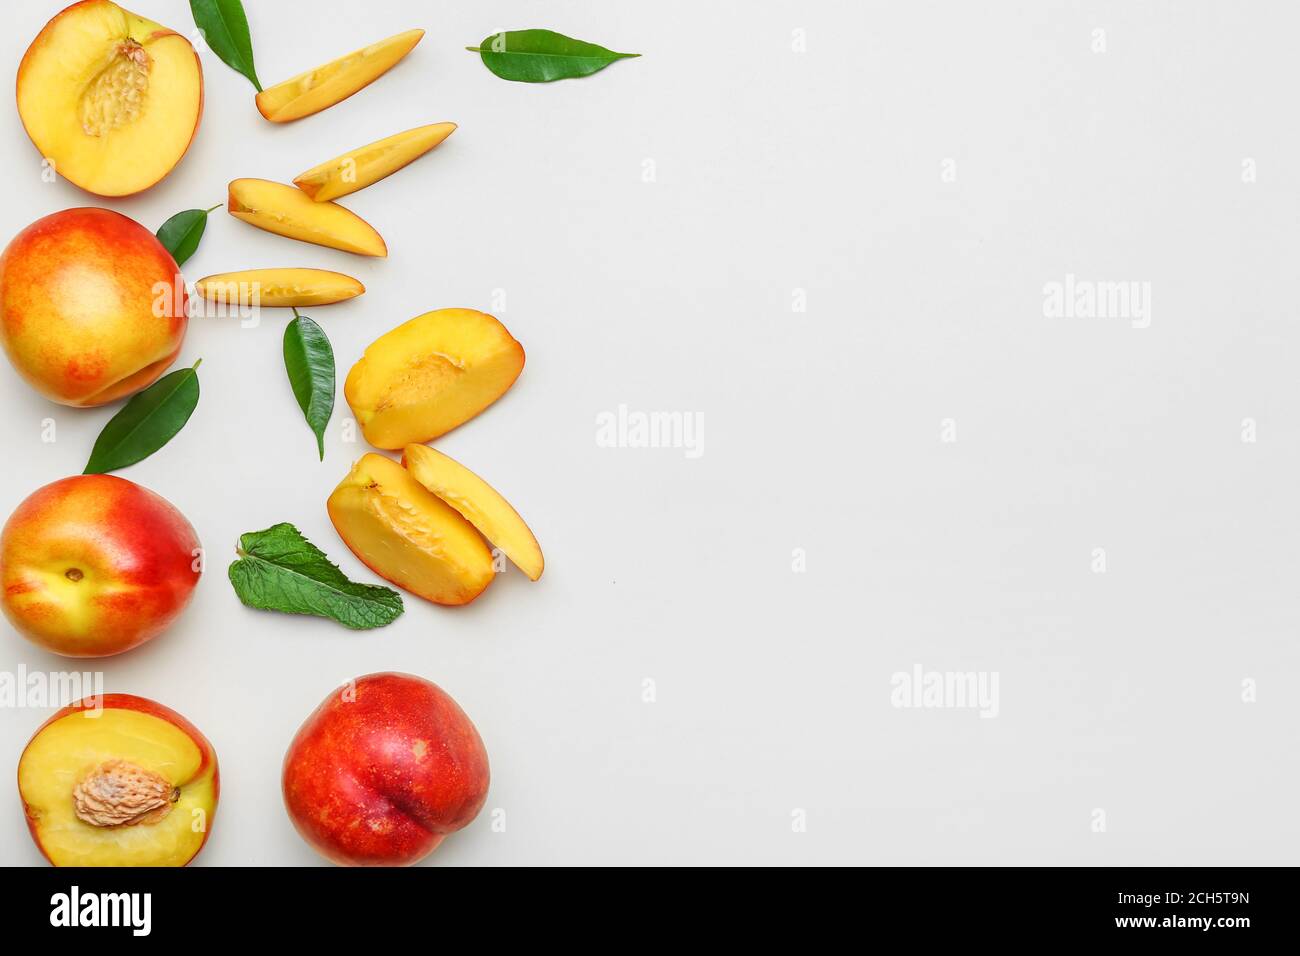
64 568 83 582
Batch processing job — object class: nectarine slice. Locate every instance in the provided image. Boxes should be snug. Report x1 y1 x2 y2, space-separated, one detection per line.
18 695 218 867
294 123 457 202
402 444 544 580
195 269 364 307
256 29 424 123
228 179 387 257
328 453 494 606
345 309 525 448
17 0 203 196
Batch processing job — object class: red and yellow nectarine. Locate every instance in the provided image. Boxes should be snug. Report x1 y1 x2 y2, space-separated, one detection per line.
0 475 201 657
283 673 489 866
0 207 188 406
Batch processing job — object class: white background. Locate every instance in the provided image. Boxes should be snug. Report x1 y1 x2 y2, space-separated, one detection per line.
1 0 1297 865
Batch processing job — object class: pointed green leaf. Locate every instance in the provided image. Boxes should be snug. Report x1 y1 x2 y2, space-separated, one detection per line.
156 205 220 267
191 0 262 91
228 523 403 630
283 312 335 460
467 29 639 83
84 361 201 475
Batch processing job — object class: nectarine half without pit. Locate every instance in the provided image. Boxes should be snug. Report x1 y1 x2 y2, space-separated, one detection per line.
283 673 489 866
345 308 525 448
19 694 218 867
0 474 201 657
17 0 203 196
0 207 188 406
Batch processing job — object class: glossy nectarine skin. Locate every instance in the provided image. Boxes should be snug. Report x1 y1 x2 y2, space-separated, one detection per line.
283 673 490 866
0 208 187 406
0 475 201 657
19 693 219 867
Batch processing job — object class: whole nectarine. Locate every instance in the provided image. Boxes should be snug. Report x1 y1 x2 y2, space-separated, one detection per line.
19 694 219 866
0 474 201 657
283 673 490 866
0 208 188 406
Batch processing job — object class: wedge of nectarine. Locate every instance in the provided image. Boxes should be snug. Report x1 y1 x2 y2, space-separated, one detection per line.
256 29 424 123
195 269 364 308
228 179 387 257
18 694 218 867
345 309 525 448
17 0 203 196
328 453 494 606
294 123 456 202
402 444 544 580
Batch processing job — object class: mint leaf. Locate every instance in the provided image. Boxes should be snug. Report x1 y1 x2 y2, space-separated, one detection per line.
228 523 402 630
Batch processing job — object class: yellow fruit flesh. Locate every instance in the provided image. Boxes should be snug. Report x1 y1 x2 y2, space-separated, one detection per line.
328 453 494 606
344 309 525 448
195 269 364 307
294 123 456 202
18 708 215 867
402 444 544 580
17 1 202 196
255 29 424 123
227 178 387 257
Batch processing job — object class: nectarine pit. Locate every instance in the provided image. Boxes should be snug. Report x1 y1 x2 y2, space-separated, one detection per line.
80 41 151 137
72 759 179 828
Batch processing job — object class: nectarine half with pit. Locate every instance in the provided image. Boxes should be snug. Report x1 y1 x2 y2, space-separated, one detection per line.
328 453 494 606
0 207 188 406
402 444 544 581
17 0 203 196
283 673 488 866
228 178 387 257
345 308 525 448
19 694 218 866
0 474 201 657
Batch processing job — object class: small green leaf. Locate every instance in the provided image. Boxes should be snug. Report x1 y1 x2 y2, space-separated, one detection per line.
191 0 262 91
228 523 403 630
156 205 220 267
284 310 335 460
84 361 201 475
467 29 639 83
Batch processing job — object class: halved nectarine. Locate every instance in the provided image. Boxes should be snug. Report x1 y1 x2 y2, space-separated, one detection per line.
18 694 218 867
294 123 456 202
344 309 525 448
17 0 203 197
195 268 364 307
228 178 387 257
328 453 494 606
256 29 424 123
402 444 544 580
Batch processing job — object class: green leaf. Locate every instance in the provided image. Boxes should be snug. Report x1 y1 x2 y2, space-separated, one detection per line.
84 361 201 475
156 205 220 267
228 523 403 630
283 311 335 460
467 29 639 83
190 0 262 91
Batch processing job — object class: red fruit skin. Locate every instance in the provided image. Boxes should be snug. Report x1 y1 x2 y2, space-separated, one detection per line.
282 673 490 866
19 694 220 866
0 474 202 657
0 208 188 405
